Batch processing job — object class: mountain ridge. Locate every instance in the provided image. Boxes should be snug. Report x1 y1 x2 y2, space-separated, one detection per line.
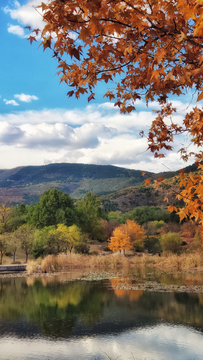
0 163 153 205
0 162 196 207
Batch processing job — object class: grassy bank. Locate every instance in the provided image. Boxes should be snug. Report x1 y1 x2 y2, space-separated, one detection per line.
27 251 203 274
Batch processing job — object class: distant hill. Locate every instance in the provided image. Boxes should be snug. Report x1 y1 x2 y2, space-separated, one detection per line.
101 180 179 213
101 164 199 213
0 163 153 205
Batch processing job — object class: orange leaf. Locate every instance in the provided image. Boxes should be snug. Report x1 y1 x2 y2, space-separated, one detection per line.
144 179 150 186
168 206 177 213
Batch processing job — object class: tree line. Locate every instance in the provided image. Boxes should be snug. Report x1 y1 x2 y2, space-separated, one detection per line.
0 188 202 264
0 189 106 264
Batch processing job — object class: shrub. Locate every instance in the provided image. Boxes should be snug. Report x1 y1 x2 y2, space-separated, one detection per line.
133 240 144 252
153 220 165 229
74 243 90 254
160 232 182 254
90 250 99 255
160 222 181 235
144 236 162 254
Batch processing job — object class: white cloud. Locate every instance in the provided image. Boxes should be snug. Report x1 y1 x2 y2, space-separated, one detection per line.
0 101 196 171
3 99 19 106
7 24 25 37
3 0 43 29
0 121 114 152
14 93 38 102
0 122 24 144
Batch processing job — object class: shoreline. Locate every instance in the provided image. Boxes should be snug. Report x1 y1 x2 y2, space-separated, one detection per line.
1 267 203 294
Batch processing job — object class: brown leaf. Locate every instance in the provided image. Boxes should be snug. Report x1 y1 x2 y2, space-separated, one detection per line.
27 36 37 44
88 93 95 102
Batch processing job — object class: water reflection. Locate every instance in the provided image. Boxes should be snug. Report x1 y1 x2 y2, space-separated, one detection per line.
0 274 203 359
1 324 203 360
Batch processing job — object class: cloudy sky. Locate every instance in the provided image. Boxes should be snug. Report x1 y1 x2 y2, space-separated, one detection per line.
0 0 198 172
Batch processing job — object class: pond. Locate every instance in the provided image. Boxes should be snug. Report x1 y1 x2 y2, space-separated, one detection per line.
1 269 203 359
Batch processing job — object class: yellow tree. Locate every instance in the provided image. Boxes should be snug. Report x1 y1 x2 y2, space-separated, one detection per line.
29 0 203 223
66 224 81 253
126 219 145 244
0 233 7 265
0 204 11 226
109 220 145 253
56 224 81 254
109 226 131 253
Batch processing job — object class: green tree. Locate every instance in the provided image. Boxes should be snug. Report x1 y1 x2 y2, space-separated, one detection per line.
32 226 55 258
77 192 105 240
27 188 78 228
6 205 27 231
123 206 178 225
13 224 36 263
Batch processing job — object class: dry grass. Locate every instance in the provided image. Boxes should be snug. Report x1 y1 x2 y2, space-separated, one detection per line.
26 258 43 274
130 251 203 270
39 253 130 273
27 250 203 274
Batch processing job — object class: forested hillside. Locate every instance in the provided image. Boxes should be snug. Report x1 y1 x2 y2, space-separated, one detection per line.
0 163 153 205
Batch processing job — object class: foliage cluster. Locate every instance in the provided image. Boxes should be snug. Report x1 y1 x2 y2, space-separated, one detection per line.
1 186 203 265
0 189 106 264
109 219 145 253
27 0 203 227
108 206 179 225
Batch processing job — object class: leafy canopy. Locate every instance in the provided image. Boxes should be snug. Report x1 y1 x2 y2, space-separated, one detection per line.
31 1 203 152
29 0 203 223
77 192 105 239
27 188 78 228
109 219 145 252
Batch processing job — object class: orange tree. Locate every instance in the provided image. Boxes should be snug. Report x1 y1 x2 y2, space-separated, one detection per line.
109 219 145 253
30 0 203 223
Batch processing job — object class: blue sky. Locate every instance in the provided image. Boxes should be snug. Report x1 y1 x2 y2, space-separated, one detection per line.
0 0 197 172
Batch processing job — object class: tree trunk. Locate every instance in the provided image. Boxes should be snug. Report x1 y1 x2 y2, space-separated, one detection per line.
0 252 2 265
26 251 28 263
13 250 16 263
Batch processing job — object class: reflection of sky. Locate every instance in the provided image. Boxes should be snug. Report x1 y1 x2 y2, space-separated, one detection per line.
1 324 203 360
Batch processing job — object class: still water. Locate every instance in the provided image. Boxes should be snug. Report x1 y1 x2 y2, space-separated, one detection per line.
1 270 203 360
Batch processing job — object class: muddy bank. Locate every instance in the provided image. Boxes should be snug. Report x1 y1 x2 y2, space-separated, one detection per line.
108 281 203 293
77 270 203 293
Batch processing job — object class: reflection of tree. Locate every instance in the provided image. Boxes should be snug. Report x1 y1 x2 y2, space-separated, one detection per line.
1 276 203 338
158 272 203 287
135 291 203 329
0 277 110 337
109 279 143 302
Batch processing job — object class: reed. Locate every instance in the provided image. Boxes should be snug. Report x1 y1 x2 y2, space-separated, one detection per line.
26 258 42 274
28 251 203 274
38 253 131 273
